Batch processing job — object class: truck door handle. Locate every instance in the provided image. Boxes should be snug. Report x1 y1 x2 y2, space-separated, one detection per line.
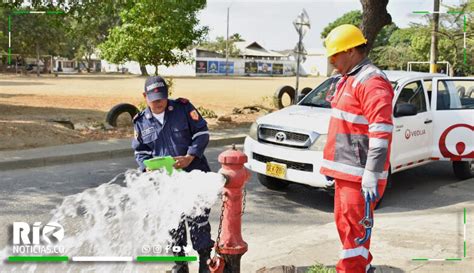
424 119 432 124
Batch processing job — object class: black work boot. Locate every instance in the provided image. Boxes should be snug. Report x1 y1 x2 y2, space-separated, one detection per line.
367 265 376 273
171 249 189 273
198 248 212 273
171 262 189 273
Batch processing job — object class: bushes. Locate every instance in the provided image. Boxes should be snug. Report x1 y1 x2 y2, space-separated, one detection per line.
197 106 217 118
306 264 336 273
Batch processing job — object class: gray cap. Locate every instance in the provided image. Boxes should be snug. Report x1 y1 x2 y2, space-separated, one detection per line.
144 76 168 102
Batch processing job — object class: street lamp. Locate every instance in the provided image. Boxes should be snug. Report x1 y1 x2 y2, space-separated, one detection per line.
292 9 310 104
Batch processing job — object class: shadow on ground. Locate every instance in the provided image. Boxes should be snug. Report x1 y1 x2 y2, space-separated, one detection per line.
250 182 334 213
241 160 473 216
378 161 473 213
0 103 106 120
0 81 50 86
0 103 114 151
53 75 138 81
0 93 37 99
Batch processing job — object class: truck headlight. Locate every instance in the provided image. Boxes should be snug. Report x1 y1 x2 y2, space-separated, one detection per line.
309 134 327 151
248 122 258 140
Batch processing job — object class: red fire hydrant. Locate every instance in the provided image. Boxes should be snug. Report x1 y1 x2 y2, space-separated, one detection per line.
208 145 250 273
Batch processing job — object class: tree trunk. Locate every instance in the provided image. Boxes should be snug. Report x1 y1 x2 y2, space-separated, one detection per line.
36 43 40 77
154 65 159 76
451 43 459 76
139 64 149 76
360 0 392 53
86 54 91 73
41 57 48 73
429 0 440 73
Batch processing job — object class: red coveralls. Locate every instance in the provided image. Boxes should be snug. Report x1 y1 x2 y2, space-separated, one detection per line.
320 59 394 273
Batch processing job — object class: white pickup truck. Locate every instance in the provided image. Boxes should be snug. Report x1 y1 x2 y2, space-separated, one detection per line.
244 71 474 191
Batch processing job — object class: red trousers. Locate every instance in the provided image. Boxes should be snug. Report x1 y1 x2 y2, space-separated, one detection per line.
334 179 386 273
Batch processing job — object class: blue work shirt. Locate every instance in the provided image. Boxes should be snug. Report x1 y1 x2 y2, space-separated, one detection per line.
132 98 211 172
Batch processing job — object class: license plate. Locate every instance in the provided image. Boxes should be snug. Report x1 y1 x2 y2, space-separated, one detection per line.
266 162 287 179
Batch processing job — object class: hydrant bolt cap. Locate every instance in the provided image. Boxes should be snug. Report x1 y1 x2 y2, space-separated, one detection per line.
218 148 248 165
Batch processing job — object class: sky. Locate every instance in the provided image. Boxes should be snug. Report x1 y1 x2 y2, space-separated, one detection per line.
198 0 466 51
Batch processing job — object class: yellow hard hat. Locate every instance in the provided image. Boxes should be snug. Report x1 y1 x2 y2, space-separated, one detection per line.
324 24 367 57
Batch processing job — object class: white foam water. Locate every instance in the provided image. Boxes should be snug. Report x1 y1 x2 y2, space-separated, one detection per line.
0 169 226 273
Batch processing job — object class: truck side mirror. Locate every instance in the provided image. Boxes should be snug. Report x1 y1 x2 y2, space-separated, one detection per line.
394 103 417 117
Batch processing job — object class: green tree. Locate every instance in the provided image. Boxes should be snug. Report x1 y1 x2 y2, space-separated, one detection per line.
230 33 245 42
0 7 67 75
320 10 397 49
435 2 474 74
199 33 243 57
320 11 362 39
66 1 127 72
373 0 473 74
0 8 8 55
371 26 430 70
0 1 79 74
99 0 208 76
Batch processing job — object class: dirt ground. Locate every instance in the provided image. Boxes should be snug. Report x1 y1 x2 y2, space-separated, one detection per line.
0 73 325 151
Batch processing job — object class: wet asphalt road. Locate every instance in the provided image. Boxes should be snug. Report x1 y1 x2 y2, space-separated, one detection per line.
0 144 464 272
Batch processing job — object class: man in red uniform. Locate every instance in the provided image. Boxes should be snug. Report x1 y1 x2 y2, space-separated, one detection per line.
320 24 394 273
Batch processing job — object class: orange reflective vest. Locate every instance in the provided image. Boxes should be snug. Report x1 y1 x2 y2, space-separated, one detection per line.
320 59 394 183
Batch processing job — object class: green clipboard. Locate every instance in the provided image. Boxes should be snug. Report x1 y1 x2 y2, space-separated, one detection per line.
143 156 180 175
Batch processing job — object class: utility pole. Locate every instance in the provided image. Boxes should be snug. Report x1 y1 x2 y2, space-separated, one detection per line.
225 7 230 76
429 0 440 73
295 29 302 94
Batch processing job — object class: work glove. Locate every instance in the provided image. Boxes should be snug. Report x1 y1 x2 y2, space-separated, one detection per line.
361 170 379 203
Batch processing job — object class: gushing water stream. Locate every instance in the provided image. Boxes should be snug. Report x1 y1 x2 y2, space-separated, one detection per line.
1 169 226 273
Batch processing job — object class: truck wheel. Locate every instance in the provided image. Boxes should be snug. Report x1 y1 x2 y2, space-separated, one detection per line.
257 173 290 190
273 85 295 109
453 161 473 180
106 103 139 127
300 87 313 96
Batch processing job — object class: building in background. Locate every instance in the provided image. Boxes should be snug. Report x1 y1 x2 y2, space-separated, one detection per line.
102 43 336 76
1 43 332 77
194 41 295 76
301 48 333 77
101 41 310 77
53 54 102 73
53 57 76 73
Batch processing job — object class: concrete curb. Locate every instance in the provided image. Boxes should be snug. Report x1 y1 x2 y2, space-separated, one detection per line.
0 135 246 171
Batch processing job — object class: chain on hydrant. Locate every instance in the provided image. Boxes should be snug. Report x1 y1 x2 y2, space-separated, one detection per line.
208 144 250 273
207 255 225 273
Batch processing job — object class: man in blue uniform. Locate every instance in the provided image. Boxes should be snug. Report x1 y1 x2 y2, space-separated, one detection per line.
132 76 213 273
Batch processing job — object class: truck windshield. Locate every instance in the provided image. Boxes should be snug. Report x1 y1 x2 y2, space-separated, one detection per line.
298 77 339 108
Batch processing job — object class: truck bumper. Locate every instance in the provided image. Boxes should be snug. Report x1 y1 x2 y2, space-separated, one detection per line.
243 137 332 188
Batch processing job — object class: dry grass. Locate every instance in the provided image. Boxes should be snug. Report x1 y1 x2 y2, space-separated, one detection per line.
0 73 327 150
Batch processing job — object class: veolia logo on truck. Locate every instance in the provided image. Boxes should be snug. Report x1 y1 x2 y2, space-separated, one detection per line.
405 129 426 140
438 124 474 159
